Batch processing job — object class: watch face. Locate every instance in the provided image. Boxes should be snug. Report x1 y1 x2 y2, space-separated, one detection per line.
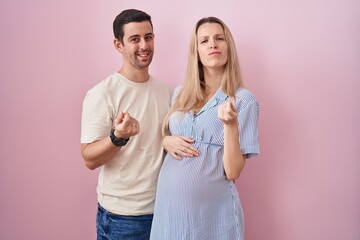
114 138 127 146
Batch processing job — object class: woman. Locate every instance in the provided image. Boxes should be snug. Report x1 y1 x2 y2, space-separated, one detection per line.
150 16 260 240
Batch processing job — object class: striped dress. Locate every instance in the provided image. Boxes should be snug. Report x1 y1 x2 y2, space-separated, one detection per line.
150 87 260 240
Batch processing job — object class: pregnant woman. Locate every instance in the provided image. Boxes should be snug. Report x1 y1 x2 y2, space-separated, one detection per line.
150 16 260 240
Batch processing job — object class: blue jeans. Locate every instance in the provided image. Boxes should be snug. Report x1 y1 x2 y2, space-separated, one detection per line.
96 204 153 240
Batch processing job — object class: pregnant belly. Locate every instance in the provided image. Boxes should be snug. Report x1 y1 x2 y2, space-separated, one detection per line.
157 154 228 203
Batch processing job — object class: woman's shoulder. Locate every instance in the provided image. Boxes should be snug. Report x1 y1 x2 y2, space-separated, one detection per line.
235 87 258 103
174 85 183 95
171 85 183 103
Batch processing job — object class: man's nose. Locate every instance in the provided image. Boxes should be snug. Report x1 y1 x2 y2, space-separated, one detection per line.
139 38 148 49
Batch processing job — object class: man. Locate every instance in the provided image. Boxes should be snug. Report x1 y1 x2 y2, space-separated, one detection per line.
80 9 171 239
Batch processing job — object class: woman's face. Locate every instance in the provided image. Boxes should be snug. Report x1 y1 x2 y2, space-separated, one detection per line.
197 22 228 70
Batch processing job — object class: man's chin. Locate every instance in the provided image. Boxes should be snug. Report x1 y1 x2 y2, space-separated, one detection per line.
137 60 152 68
135 63 151 69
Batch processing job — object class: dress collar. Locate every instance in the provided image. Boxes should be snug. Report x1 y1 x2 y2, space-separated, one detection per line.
195 88 229 116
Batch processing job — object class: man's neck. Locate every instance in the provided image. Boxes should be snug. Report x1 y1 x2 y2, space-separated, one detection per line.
118 67 150 83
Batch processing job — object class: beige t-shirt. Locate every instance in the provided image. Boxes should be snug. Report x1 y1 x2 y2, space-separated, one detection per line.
81 73 171 215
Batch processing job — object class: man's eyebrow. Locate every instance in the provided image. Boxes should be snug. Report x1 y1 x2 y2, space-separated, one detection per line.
128 33 153 39
128 34 141 39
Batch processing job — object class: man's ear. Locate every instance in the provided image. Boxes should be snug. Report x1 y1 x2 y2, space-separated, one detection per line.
114 38 123 53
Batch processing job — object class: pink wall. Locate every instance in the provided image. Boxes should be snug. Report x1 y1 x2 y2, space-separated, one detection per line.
0 0 359 239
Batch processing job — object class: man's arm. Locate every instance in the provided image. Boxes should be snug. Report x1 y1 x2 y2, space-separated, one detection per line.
81 112 139 170
81 138 122 170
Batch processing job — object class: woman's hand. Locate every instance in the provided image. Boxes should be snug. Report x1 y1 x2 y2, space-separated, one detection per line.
218 99 238 125
163 136 199 160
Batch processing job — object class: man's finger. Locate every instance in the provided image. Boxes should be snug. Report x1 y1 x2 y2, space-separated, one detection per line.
114 112 124 125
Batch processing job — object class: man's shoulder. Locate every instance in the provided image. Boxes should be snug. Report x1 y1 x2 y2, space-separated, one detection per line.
86 73 119 94
150 76 170 88
150 76 172 96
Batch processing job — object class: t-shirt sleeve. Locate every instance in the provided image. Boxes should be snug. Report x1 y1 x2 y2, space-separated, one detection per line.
80 90 113 143
237 99 260 158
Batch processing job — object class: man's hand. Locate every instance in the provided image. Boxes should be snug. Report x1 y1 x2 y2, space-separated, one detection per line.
113 112 140 139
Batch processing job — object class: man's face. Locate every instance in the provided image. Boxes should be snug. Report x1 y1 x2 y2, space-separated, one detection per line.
116 21 154 70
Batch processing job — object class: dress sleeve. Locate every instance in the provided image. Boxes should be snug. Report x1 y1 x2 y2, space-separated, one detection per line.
237 99 260 158
171 85 183 106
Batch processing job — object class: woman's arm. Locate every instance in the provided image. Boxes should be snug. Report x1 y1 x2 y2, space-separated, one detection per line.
218 100 245 180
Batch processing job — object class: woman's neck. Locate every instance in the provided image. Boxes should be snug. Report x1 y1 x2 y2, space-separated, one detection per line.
204 78 221 100
203 67 223 97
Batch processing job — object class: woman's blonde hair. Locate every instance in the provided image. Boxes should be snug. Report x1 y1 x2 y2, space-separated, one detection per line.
162 17 243 135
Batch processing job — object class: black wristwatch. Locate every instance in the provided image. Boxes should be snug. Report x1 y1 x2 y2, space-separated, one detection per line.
110 128 129 147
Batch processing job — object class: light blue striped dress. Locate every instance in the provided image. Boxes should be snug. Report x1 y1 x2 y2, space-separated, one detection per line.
150 87 259 240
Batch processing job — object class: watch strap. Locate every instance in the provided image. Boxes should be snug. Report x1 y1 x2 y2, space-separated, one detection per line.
110 128 129 147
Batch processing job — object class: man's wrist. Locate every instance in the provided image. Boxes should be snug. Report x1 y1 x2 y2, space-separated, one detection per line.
110 128 129 147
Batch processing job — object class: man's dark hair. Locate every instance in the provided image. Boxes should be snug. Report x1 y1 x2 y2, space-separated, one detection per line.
113 9 153 43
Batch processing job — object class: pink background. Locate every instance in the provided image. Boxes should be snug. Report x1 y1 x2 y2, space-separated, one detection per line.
1 0 359 239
